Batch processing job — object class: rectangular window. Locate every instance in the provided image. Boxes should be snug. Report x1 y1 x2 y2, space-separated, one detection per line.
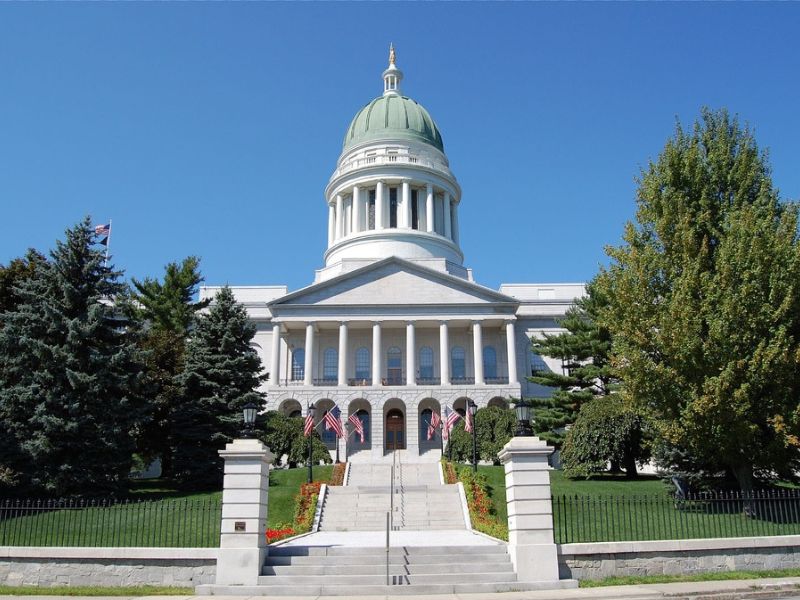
434 194 444 234
368 190 376 230
389 187 398 228
411 190 419 230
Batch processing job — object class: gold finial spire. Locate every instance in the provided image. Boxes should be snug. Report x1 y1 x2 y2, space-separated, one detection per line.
389 43 396 67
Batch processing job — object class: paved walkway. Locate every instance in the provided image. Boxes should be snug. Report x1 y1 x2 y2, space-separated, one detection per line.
275 529 499 547
3 576 800 600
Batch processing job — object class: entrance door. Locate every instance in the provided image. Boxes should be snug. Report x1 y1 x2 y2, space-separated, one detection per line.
385 409 405 450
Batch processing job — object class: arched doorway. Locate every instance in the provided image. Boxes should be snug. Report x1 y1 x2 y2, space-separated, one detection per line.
385 408 405 450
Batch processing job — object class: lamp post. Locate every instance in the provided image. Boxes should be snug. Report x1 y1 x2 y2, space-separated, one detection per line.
307 402 317 484
469 400 478 473
513 397 534 437
241 402 258 439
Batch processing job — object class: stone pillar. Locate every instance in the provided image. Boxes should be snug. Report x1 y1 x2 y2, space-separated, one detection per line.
352 185 361 234
439 321 450 385
401 181 411 229
270 323 281 387
376 181 385 230
426 184 434 233
216 439 274 586
444 191 452 240
473 321 484 385
338 322 348 387
304 323 315 386
335 194 344 239
407 404 419 456
506 321 518 384
499 437 560 583
372 322 382 386
406 321 416 386
328 204 335 246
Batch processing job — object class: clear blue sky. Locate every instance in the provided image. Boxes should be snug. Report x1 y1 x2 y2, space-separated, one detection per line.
1 3 798 291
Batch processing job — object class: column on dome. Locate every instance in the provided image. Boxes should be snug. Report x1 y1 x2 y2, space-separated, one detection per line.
506 320 518 384
452 202 460 245
328 204 335 246
473 321 484 385
439 321 450 385
372 322 382 386
270 323 281 386
352 186 361 234
444 191 452 240
344 196 352 236
401 181 411 229
425 184 434 233
304 323 315 386
338 322 348 387
335 195 344 239
376 181 385 230
406 322 416 386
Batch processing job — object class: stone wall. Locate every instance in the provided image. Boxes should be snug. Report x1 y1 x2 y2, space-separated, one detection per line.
558 536 800 580
0 548 217 588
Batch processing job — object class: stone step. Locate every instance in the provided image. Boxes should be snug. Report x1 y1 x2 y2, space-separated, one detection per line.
264 553 509 566
255 571 517 586
263 561 514 575
267 544 507 557
198 581 578 596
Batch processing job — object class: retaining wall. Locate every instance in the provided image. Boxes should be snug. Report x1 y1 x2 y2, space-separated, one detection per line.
558 535 800 580
0 548 217 587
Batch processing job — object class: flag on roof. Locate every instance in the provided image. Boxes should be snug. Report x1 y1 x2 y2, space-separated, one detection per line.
427 410 441 441
348 412 365 444
303 412 314 437
324 406 344 438
95 223 110 236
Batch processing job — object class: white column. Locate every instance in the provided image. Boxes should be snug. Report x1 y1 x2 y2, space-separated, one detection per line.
376 181 385 230
328 204 335 246
473 321 484 385
444 191 452 240
270 324 281 386
506 321 518 384
352 186 361 234
304 323 315 386
499 437 561 583
372 322 382 386
335 194 344 239
439 321 450 385
406 321 416 386
452 202 459 244
401 181 411 229
338 322 348 387
216 439 273 586
426 184 434 233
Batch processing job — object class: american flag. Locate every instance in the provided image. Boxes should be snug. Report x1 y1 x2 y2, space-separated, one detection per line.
427 411 441 441
94 223 110 236
324 406 344 438
348 412 365 443
442 406 461 442
303 412 314 437
465 405 473 434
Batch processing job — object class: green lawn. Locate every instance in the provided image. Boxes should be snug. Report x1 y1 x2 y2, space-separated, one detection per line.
0 467 333 547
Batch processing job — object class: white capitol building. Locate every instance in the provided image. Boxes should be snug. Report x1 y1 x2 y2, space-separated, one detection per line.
201 49 584 462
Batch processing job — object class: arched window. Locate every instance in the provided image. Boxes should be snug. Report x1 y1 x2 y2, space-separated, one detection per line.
323 348 337 381
355 347 370 380
387 346 402 385
419 346 434 380
451 346 466 380
483 346 497 379
353 409 370 447
420 408 433 442
321 410 336 445
289 409 301 418
292 349 305 381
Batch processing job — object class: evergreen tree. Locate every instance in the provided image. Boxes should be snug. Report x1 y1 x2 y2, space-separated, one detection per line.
172 286 265 488
129 257 209 478
0 249 47 319
528 280 616 448
0 218 145 496
597 108 800 491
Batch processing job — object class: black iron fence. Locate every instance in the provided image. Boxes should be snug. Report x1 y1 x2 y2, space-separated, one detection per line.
0 497 221 547
553 490 800 544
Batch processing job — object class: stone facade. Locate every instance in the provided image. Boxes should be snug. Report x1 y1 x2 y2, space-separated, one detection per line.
558 536 800 580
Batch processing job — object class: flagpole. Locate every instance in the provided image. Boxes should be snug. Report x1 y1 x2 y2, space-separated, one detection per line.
104 219 112 267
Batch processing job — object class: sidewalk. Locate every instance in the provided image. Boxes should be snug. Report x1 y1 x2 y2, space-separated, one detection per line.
3 576 800 600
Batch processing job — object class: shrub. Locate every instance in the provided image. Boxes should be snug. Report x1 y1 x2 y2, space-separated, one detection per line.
330 462 346 486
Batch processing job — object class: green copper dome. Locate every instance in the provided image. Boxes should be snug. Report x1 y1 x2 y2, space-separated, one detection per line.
343 94 444 153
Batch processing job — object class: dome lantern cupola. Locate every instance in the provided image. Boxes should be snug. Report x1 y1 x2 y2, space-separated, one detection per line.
319 47 467 283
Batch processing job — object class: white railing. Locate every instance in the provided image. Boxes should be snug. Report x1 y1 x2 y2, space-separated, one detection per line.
332 153 453 179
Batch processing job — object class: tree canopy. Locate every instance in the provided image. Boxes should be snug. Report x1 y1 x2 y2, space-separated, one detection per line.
597 108 800 491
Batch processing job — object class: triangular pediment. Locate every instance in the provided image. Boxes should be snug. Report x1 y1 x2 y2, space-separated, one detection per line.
269 258 518 308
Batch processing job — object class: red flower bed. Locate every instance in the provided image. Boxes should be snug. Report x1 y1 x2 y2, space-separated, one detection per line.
266 525 296 543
